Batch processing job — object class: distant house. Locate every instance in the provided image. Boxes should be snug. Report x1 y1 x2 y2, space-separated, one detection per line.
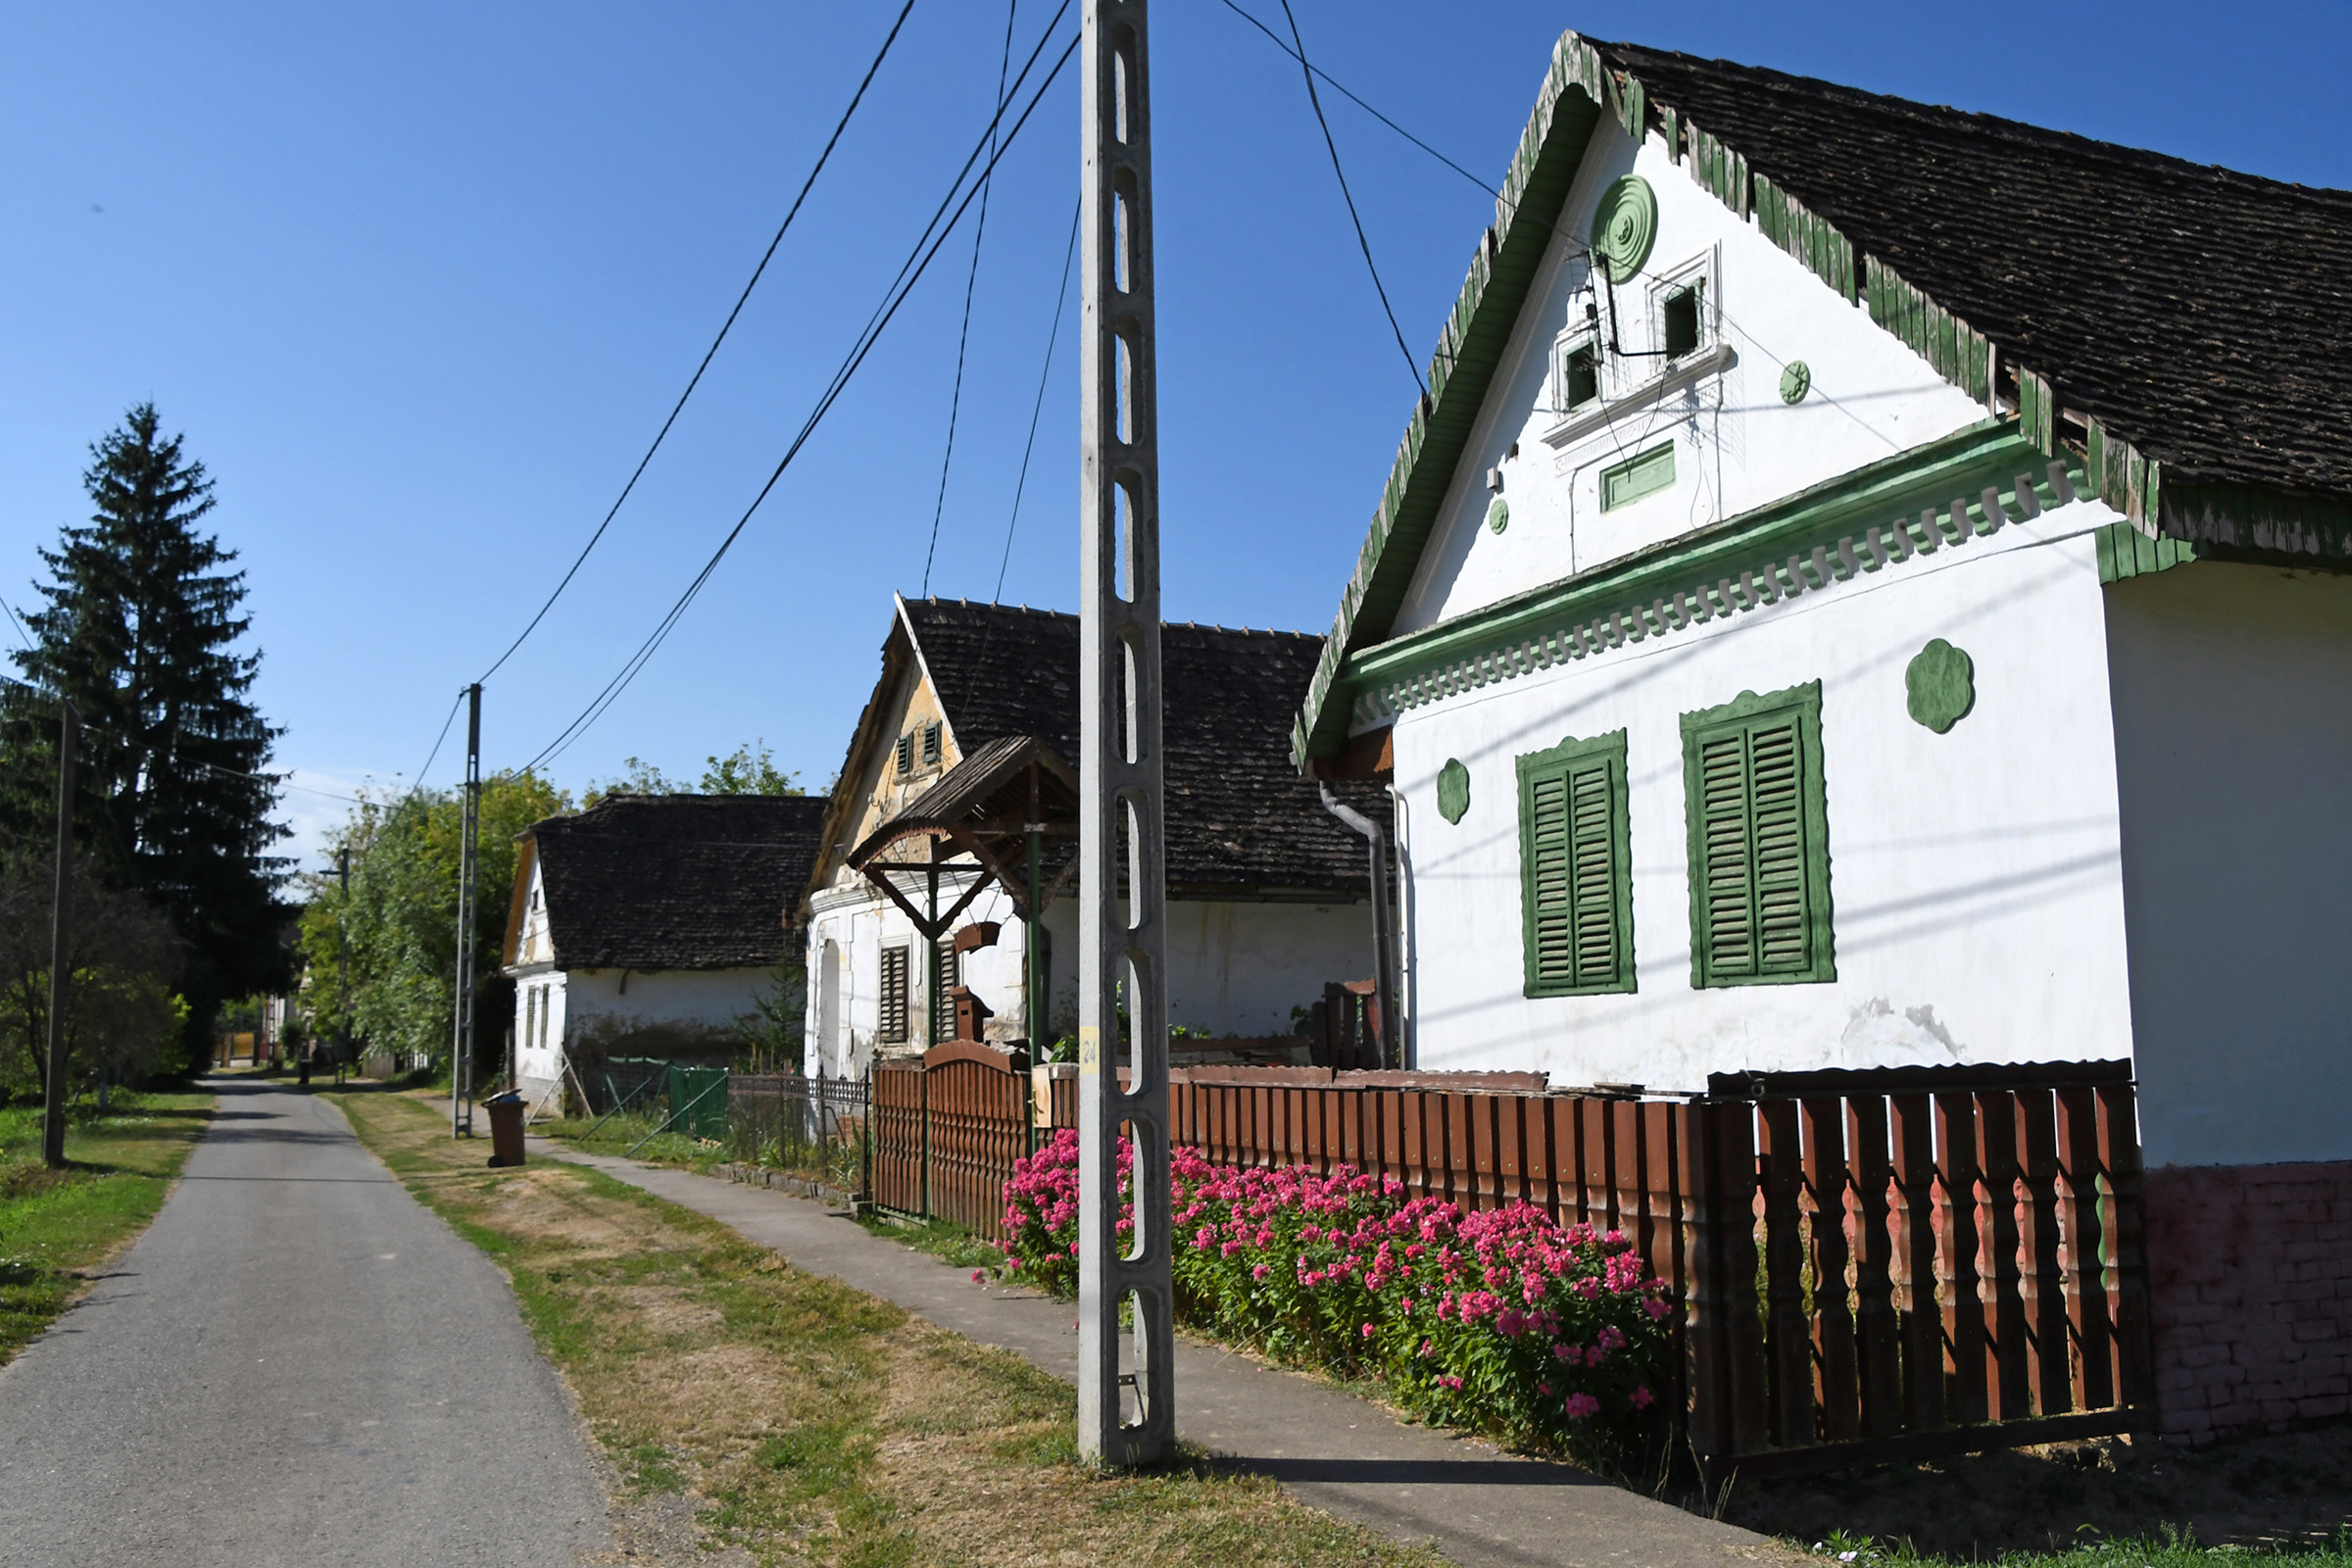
1290 31 2352 1438
800 596 1386 1076
501 793 828 1104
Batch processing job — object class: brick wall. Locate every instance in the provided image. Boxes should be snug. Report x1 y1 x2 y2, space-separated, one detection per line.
2144 1160 2352 1438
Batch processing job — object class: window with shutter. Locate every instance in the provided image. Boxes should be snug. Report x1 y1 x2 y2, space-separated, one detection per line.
1680 682 1834 988
1517 729 1635 997
921 720 943 767
878 946 910 1042
894 734 913 776
931 934 959 1042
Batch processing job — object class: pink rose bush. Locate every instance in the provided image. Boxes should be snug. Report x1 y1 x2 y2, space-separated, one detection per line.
999 1129 1671 1461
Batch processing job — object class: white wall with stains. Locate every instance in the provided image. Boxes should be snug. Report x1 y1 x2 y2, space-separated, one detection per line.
1391 494 2135 1090
803 874 1371 1075
2107 564 2352 1170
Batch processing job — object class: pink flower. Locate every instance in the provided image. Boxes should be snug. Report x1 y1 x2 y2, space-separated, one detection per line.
970 1269 985 1284
1360 1322 1375 1339
1564 1393 1600 1420
1631 1385 1654 1410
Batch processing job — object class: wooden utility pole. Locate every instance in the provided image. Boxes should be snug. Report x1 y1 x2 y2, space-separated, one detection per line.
452 684 481 1138
41 701 79 1169
1077 0 1174 1465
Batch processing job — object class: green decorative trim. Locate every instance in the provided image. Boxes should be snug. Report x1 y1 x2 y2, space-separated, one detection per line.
1866 256 1992 405
2156 480 2352 565
1436 758 1471 824
1599 443 1676 512
2094 520 2200 583
1290 29 1611 770
1517 729 1634 998
1684 120 1749 220
1681 682 1834 990
1753 175 1854 303
1589 175 1657 284
1779 361 1812 405
1335 422 2085 730
1486 497 1511 534
1904 639 1975 733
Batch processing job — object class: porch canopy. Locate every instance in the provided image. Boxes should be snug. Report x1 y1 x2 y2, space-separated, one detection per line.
846 733 1079 940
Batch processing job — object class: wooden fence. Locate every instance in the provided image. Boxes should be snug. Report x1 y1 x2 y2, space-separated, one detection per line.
870 1051 2152 1476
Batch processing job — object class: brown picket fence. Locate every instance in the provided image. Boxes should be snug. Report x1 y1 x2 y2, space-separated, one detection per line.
872 1052 2153 1477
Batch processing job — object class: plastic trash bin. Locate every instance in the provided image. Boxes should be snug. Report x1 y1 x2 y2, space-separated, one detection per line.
485 1091 526 1168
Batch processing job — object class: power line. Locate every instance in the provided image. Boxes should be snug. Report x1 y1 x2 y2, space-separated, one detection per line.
921 0 1019 598
993 193 1083 601
522 18 1081 774
1275 0 1425 398
472 0 918 687
1212 0 1495 199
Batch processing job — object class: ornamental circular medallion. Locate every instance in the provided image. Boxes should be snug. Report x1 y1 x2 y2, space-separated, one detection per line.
1486 497 1510 534
1436 759 1471 824
1588 175 1657 284
1780 360 1812 404
1905 638 1976 733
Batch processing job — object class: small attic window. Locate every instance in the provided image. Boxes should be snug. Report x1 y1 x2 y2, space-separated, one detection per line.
921 720 942 767
895 733 913 775
1562 339 1600 412
1663 281 1703 360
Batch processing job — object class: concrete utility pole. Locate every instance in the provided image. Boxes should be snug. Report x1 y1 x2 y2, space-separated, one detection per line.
452 684 481 1138
336 846 351 1086
41 701 79 1169
1077 0 1174 1465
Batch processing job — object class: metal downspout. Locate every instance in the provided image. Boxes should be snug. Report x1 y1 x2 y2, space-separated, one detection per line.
1318 782 1396 1069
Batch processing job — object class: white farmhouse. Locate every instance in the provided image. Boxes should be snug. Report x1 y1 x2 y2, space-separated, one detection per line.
500 793 827 1105
801 597 1387 1076
1291 33 2352 1438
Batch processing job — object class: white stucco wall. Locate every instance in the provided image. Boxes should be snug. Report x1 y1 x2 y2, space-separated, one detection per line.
1392 117 1989 642
2106 564 2352 1170
514 970 568 1098
803 874 1372 1077
1391 493 2136 1089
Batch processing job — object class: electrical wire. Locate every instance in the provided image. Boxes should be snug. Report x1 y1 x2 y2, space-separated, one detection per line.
992 193 1082 602
921 0 1019 598
472 0 918 686
521 19 1081 775
1275 0 1425 399
1212 0 1494 200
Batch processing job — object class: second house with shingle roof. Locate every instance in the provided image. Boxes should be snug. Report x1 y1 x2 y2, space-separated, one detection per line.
799 596 1389 1075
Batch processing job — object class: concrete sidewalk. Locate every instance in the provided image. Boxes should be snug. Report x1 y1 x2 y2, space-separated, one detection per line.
531 1136 1788 1568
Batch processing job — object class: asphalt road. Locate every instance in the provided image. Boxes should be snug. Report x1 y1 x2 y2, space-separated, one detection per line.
0 1079 610 1567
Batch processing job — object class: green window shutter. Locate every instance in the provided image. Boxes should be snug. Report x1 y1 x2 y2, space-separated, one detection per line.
1518 730 1634 997
1681 683 1835 989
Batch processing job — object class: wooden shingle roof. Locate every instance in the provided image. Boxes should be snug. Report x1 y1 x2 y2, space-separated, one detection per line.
527 794 827 971
901 599 1380 899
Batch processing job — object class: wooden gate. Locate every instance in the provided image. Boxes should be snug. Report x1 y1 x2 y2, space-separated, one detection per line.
870 1041 1031 1239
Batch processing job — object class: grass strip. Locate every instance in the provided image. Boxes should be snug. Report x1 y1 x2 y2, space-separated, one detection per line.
1801 1526 2352 1568
0 1092 213 1365
333 1086 1452 1568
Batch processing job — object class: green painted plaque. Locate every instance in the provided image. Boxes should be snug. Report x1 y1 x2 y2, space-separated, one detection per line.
1486 497 1510 534
1780 360 1811 404
1589 175 1657 284
1905 639 1975 733
1437 758 1471 824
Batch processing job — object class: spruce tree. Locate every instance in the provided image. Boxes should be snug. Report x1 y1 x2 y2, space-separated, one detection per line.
6 404 287 1060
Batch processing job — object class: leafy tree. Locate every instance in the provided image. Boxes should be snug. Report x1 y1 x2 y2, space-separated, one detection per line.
296 771 567 1071
0 850 183 1098
700 741 801 797
1 404 286 1060
585 742 801 807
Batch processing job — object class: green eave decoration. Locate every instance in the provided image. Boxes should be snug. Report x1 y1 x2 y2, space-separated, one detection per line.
1904 639 1975 733
1486 497 1510 534
1437 759 1471 824
1334 421 2087 726
1589 175 1657 283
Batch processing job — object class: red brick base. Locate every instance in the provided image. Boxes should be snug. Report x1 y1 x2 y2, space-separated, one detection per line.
2145 1160 2352 1437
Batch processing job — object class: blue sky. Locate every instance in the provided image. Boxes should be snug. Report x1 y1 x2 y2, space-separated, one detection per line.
3 1 2346 867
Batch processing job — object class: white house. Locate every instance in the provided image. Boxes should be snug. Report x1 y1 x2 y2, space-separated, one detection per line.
801 596 1388 1077
1291 32 2352 1438
501 792 828 1105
